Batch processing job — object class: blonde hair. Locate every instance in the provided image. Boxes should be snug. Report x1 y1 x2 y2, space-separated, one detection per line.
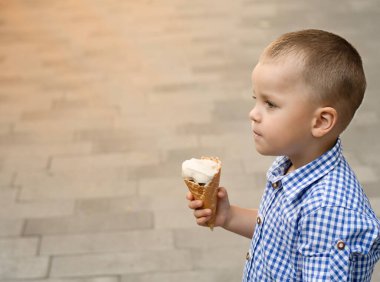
262 29 366 131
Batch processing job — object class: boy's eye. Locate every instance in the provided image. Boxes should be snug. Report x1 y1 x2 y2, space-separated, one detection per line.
265 100 276 108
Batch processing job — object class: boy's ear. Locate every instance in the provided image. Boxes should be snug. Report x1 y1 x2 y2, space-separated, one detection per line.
311 107 338 138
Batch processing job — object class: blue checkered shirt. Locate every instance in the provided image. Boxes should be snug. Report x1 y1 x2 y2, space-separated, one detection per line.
243 139 380 281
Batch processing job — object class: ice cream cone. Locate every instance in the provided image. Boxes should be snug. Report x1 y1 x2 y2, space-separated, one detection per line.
183 156 221 230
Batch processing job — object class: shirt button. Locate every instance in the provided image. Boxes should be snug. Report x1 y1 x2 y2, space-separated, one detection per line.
337 240 346 250
272 182 279 189
246 249 252 260
256 216 262 225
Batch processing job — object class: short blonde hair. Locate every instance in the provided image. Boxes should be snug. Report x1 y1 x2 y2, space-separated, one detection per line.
262 29 366 131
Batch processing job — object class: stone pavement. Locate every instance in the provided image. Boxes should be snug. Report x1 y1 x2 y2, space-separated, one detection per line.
0 0 379 281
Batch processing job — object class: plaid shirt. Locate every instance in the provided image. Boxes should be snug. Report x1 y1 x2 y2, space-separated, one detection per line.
243 139 380 281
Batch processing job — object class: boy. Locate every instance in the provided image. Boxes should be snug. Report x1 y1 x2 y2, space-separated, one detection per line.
186 29 380 281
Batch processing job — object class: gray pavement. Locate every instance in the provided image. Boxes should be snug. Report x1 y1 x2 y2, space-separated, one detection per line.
0 0 379 281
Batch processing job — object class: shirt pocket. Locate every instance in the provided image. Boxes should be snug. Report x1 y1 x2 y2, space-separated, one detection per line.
301 240 353 282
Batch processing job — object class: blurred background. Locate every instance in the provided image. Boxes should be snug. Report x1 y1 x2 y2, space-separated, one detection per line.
0 0 379 281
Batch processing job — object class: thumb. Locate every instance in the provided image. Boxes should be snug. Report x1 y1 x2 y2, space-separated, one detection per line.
217 187 228 200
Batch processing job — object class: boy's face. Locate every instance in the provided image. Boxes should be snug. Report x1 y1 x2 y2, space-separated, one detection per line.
249 57 319 159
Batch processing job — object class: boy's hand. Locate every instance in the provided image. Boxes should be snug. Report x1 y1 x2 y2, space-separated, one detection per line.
186 187 230 228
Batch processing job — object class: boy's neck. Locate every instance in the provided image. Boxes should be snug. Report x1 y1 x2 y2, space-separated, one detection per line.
286 138 338 174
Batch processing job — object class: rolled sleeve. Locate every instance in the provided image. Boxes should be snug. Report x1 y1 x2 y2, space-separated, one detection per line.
298 206 380 282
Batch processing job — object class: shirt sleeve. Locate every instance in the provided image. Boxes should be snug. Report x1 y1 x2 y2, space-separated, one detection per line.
297 206 380 282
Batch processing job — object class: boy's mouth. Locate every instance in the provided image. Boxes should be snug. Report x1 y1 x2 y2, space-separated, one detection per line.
253 129 262 137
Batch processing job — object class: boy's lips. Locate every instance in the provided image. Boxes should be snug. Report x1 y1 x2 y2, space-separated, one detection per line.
252 128 261 136
253 129 262 138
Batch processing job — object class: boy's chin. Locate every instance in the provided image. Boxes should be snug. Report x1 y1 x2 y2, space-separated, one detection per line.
254 146 277 156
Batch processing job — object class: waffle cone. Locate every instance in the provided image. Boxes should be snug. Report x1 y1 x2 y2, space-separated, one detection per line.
183 156 221 230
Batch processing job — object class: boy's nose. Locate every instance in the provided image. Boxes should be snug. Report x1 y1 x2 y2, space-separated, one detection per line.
249 106 260 122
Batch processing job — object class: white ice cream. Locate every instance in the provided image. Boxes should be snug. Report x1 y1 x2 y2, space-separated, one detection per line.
182 158 219 184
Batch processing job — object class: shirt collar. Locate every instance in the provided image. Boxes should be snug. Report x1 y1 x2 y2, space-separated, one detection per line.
267 138 342 202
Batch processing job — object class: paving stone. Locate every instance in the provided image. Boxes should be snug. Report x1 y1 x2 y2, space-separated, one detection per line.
212 99 252 122
366 197 380 218
0 256 49 279
49 152 160 172
21 108 118 125
138 178 188 211
374 263 380 282
24 211 153 236
131 162 184 181
0 199 74 219
14 114 114 133
154 209 197 230
0 187 17 203
17 167 137 201
350 165 378 184
229 189 264 209
41 229 174 255
174 227 248 249
0 123 11 135
199 133 255 161
76 128 199 153
0 142 93 159
0 155 49 173
122 269 241 282
242 154 276 174
0 171 14 186
139 177 184 197
0 219 24 237
176 120 245 136
164 146 225 165
192 245 248 271
0 237 39 257
0 277 119 282
50 250 193 277
144 103 214 126
74 196 152 214
363 182 378 198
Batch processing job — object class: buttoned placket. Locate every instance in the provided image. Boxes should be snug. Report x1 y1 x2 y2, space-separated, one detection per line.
250 182 282 250
244 210 265 280
260 180 282 219
245 181 283 281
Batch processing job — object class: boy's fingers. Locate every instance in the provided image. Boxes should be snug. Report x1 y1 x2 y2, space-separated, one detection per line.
217 187 227 198
196 216 210 226
193 209 211 218
188 200 203 210
186 192 193 201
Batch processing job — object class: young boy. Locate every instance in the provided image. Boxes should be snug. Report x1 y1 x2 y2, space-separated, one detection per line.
186 29 380 281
